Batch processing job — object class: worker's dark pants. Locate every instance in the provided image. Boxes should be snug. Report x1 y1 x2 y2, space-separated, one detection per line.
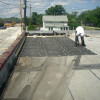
81 36 85 46
75 36 85 46
75 36 79 46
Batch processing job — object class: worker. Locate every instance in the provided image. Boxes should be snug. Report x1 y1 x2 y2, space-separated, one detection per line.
75 26 86 47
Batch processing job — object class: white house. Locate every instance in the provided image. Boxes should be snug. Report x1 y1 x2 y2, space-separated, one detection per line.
41 15 69 31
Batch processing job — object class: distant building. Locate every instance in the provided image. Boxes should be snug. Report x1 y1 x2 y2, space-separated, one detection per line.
41 15 69 31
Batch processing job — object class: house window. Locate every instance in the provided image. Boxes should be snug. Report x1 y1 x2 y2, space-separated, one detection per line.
49 27 53 31
49 27 50 30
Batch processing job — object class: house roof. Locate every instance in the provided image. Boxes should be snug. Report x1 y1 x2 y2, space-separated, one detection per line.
43 15 68 22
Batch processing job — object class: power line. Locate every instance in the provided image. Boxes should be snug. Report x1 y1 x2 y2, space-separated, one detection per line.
0 4 23 10
0 8 20 12
11 12 20 18
0 1 11 5
0 0 20 6
0 9 20 13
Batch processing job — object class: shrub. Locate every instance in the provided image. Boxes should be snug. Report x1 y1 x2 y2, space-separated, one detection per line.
27 25 37 31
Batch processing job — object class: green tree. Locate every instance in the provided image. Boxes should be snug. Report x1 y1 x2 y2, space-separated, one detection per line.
30 12 38 25
78 6 100 27
67 12 80 29
26 17 30 26
0 18 4 27
29 12 43 26
36 14 43 26
45 5 66 15
0 22 3 27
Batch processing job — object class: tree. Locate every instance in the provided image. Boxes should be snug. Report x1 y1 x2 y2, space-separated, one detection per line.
0 22 3 27
26 17 30 26
36 14 43 26
0 18 4 27
45 5 66 15
78 6 100 27
30 12 38 25
29 12 43 26
67 12 80 29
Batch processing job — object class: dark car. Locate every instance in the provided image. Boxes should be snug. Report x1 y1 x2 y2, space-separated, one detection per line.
0 26 6 29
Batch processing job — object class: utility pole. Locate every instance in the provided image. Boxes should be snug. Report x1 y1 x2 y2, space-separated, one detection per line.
23 0 26 31
30 0 31 17
20 0 23 33
29 0 32 25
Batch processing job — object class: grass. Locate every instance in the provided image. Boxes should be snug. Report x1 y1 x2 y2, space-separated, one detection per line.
83 26 100 30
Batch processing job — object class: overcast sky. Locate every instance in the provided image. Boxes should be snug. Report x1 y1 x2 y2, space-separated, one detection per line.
0 0 100 18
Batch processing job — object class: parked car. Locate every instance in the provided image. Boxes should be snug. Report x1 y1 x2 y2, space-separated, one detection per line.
0 26 6 29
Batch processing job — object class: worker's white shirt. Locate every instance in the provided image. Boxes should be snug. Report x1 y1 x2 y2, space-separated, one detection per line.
76 26 85 37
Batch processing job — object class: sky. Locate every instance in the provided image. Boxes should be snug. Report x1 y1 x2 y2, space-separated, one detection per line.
0 0 100 18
